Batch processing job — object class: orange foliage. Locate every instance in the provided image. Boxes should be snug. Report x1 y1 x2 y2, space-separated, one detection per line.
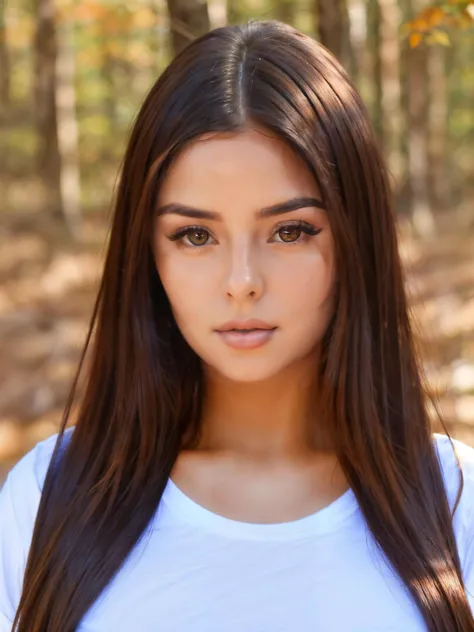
56 0 155 37
404 0 473 47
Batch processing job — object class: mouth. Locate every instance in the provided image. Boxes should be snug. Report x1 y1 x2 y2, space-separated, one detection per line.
215 322 278 350
226 328 272 333
216 319 277 333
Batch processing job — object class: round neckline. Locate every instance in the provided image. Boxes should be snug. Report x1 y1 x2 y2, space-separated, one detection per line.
161 478 359 541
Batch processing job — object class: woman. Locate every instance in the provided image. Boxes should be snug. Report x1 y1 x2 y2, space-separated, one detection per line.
1 19 473 632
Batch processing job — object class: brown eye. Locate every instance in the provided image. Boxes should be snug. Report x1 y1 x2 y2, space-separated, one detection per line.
277 227 302 243
187 228 210 246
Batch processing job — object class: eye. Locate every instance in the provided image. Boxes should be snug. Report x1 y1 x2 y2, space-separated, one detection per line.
185 228 210 247
167 226 216 248
271 221 321 244
277 226 303 243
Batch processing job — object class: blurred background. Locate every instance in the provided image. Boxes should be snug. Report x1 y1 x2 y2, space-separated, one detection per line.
0 0 473 481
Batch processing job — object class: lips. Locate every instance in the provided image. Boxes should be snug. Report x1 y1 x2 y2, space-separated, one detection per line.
216 319 276 333
215 320 278 350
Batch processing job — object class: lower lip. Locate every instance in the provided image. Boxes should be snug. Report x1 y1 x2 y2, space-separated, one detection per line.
216 328 277 350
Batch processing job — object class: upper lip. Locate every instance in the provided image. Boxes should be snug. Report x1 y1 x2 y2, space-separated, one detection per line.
216 319 277 332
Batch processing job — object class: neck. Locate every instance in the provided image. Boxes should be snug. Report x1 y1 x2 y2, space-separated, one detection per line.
196 358 331 458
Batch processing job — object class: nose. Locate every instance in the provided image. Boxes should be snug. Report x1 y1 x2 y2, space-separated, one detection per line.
224 236 264 302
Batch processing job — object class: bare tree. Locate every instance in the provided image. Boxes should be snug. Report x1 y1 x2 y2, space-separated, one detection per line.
150 0 171 73
428 44 449 213
275 0 296 25
34 0 61 217
398 0 412 215
315 0 352 69
408 40 433 234
55 18 82 237
99 19 118 142
347 0 367 89
226 0 239 25
166 0 210 56
0 0 10 113
367 0 383 139
397 0 434 232
207 0 227 28
379 0 402 184
34 0 81 236
368 0 402 183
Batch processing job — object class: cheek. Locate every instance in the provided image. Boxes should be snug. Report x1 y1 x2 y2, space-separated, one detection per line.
157 252 213 325
270 250 334 306
271 251 335 347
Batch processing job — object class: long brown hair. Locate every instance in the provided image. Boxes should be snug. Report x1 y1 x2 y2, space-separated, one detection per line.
14 20 473 631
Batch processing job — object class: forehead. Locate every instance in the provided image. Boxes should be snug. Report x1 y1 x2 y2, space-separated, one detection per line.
157 128 321 210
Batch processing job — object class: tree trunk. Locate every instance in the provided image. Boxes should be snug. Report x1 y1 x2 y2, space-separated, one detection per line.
149 0 171 77
207 0 227 28
428 44 449 213
444 40 463 209
226 0 238 25
99 22 118 142
55 18 81 238
379 0 402 184
346 0 366 90
367 0 383 141
397 0 411 215
275 0 296 25
398 0 433 231
34 0 61 217
315 0 351 69
408 41 433 235
0 0 10 113
166 0 210 57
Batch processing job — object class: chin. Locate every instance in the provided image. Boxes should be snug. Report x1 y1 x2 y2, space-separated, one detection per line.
205 355 290 383
220 369 277 383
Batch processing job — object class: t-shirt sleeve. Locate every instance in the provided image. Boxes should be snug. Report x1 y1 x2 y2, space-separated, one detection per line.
434 433 474 609
0 432 65 630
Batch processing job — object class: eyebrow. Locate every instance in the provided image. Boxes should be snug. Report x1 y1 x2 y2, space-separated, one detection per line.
155 196 325 221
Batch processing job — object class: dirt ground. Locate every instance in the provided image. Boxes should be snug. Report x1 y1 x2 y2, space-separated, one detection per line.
0 207 473 482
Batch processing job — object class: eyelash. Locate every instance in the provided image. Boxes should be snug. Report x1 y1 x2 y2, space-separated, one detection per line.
167 220 322 249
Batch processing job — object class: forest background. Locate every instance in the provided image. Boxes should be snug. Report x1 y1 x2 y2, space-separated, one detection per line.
0 0 473 481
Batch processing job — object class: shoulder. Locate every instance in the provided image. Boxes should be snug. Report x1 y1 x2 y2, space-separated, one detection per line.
0 427 74 624
432 432 474 588
1 426 74 535
7 426 74 493
432 432 474 513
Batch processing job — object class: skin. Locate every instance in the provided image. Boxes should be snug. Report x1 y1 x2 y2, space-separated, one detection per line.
153 127 349 524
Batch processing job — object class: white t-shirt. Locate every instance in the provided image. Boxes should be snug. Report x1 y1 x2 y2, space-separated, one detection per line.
1 430 474 631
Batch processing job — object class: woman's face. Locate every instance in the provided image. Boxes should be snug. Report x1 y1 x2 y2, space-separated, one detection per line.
153 128 336 383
